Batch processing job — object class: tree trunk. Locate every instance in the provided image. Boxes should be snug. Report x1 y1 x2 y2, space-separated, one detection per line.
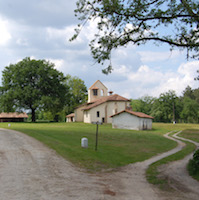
31 108 36 122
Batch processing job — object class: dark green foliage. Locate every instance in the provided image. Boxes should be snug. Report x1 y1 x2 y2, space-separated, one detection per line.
0 57 68 122
188 149 199 177
63 74 87 114
131 86 199 123
193 149 199 165
180 97 199 123
131 95 156 115
72 0 199 73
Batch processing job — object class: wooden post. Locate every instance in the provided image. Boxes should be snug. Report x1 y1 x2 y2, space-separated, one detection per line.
95 123 99 151
92 121 102 151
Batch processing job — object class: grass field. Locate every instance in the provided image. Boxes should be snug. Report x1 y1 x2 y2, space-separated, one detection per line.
0 122 199 172
179 129 199 143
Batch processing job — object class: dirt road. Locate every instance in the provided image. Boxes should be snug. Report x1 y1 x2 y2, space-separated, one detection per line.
0 128 198 200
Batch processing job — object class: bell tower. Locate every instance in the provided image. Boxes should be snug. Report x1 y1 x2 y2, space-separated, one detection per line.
88 80 108 102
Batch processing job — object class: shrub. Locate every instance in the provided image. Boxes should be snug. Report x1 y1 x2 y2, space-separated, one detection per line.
188 149 199 175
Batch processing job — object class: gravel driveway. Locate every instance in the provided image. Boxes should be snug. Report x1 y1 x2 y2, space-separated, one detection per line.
0 128 198 200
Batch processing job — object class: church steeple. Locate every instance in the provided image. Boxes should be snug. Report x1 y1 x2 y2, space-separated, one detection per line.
88 80 108 102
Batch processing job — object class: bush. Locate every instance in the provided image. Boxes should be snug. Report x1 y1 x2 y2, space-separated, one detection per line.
188 149 199 175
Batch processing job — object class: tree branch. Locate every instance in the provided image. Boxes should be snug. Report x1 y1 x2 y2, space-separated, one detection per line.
129 37 199 47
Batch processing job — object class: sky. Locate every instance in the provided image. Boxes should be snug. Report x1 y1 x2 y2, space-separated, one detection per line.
0 0 198 99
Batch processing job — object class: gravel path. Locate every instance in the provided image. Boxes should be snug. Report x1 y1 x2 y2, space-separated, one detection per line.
0 128 198 200
158 132 199 200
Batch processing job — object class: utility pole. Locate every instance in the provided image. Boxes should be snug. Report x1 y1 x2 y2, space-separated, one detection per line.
173 101 176 123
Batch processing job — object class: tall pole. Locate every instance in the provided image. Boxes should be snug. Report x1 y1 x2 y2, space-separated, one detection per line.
173 101 175 123
95 123 99 151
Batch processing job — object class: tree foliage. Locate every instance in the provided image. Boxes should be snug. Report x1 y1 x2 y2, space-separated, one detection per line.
64 74 87 114
131 95 156 114
131 87 199 123
180 97 199 123
0 57 68 122
72 0 199 73
188 149 199 176
150 90 179 122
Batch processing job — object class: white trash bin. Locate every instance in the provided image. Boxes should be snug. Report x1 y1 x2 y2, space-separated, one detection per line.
81 137 88 148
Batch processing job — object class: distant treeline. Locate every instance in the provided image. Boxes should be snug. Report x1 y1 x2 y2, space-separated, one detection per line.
131 86 199 123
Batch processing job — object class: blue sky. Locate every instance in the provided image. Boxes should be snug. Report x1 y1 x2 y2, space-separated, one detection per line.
0 0 198 99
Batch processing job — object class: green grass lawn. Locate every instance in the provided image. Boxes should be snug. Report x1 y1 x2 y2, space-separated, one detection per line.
0 122 199 172
179 129 199 143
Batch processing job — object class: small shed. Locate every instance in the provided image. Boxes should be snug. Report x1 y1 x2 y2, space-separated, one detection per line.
110 109 153 130
0 112 28 122
66 113 75 122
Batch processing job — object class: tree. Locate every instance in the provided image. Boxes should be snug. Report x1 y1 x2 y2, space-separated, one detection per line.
0 57 68 122
151 90 179 122
183 85 195 99
64 75 87 114
72 0 199 73
180 97 199 123
193 88 199 103
131 95 156 114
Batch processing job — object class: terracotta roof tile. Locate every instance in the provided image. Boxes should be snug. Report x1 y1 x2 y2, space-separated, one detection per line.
0 112 28 118
110 109 154 119
82 94 130 111
66 113 75 117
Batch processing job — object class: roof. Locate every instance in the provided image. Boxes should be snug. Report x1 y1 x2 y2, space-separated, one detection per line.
0 112 28 118
89 80 108 90
74 102 89 109
66 113 75 118
110 109 154 119
82 94 130 111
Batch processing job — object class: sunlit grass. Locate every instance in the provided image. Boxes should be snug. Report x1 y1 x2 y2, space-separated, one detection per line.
0 122 198 172
179 129 199 143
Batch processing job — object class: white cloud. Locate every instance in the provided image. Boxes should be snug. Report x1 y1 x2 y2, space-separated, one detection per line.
103 61 199 99
48 58 65 71
16 38 28 46
0 17 11 45
138 50 183 63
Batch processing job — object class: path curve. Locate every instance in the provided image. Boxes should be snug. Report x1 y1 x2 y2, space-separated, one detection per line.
0 128 198 200
158 132 199 200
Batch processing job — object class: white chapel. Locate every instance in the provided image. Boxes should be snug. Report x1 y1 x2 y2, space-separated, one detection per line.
74 80 130 123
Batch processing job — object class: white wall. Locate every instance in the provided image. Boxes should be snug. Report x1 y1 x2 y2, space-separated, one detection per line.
112 112 140 130
84 103 106 123
74 105 87 122
66 117 74 122
83 101 130 124
112 112 152 130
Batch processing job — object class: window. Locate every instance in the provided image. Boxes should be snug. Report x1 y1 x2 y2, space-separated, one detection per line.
93 89 98 96
97 111 100 118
